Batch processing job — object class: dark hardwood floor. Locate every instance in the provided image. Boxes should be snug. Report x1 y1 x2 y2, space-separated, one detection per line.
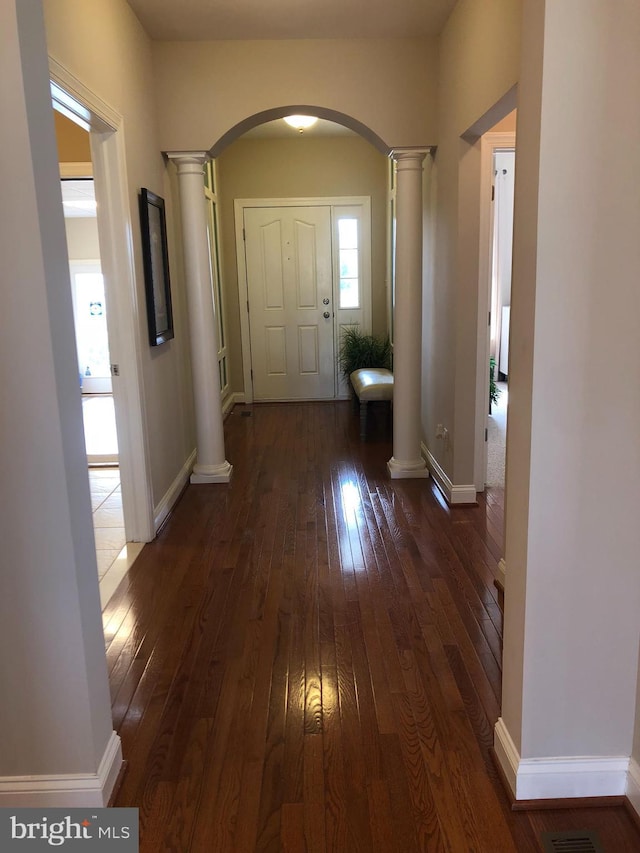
107 401 640 851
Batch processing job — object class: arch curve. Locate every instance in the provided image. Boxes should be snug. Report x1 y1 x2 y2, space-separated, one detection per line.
209 105 391 158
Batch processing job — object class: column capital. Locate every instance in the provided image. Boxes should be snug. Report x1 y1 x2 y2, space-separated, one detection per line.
165 151 209 174
389 147 434 168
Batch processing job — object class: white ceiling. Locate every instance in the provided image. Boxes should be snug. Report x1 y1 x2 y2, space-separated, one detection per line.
61 180 96 218
126 0 457 41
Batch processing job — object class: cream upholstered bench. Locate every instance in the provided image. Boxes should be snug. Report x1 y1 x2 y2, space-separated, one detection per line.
350 368 394 439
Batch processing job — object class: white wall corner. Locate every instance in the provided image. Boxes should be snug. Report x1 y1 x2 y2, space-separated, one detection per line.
494 718 630 801
0 732 122 808
627 758 640 822
154 449 197 533
422 443 477 505
497 558 506 588
494 717 519 798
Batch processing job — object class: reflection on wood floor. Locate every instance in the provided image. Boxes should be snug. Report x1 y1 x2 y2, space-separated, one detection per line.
106 401 640 851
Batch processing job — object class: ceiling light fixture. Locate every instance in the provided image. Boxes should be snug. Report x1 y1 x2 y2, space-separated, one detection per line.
283 115 318 133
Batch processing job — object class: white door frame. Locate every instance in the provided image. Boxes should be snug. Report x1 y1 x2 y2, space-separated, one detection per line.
235 196 372 403
474 132 516 492
50 59 155 542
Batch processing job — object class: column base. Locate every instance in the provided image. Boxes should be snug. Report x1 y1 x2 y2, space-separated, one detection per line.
387 457 429 479
190 460 233 484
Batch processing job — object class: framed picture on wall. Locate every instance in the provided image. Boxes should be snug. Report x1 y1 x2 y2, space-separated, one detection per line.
139 188 174 346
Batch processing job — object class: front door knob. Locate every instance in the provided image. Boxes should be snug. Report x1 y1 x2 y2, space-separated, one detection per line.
323 311 330 319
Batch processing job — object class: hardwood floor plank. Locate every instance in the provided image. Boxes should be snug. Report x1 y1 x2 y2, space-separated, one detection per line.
110 401 640 853
390 691 448 851
280 803 305 853
303 734 326 853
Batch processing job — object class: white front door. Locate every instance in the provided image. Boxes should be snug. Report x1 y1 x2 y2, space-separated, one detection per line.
69 261 113 395
244 206 334 400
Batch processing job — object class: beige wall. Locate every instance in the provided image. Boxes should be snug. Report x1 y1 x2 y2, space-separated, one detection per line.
503 0 640 763
2 0 115 783
43 0 196 509
64 217 100 259
151 38 438 154
216 135 389 393
424 0 521 484
491 110 517 134
634 642 640 768
54 110 91 161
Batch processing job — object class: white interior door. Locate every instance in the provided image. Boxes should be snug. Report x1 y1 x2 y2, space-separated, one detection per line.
244 206 334 400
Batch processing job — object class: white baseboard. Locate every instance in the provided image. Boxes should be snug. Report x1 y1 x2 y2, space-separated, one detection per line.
223 392 245 416
494 718 630 801
0 732 122 808
422 444 477 505
154 449 197 533
627 758 640 821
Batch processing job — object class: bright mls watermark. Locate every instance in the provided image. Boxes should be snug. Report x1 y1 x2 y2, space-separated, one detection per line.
0 809 138 850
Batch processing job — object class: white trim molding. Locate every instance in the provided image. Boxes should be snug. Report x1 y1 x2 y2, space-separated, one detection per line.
222 392 246 417
494 718 630 801
49 57 120 131
497 558 507 587
154 449 197 533
423 444 477 505
0 733 122 808
50 58 155 543
626 758 640 822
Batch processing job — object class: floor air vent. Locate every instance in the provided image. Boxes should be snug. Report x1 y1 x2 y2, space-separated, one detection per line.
241 410 252 417
541 830 605 853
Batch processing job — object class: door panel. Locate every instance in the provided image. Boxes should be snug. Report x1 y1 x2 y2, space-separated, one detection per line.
298 325 320 374
262 220 284 308
244 206 334 400
266 326 287 375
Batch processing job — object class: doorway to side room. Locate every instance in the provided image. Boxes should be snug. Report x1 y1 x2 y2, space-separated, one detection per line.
486 146 515 489
54 107 144 606
478 113 516 493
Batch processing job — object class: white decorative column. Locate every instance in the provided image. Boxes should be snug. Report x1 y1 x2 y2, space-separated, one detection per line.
167 152 232 484
388 149 430 479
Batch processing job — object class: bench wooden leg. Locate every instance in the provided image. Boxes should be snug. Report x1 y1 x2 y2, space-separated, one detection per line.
359 400 368 439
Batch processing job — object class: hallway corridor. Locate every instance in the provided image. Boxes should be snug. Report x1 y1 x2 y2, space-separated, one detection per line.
105 401 639 851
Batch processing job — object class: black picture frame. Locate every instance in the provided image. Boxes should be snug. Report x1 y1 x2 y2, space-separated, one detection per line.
139 188 174 346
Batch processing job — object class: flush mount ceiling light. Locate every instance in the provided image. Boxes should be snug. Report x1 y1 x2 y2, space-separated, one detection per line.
283 115 318 133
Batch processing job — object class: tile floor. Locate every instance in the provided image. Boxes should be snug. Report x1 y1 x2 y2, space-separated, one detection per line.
89 467 143 609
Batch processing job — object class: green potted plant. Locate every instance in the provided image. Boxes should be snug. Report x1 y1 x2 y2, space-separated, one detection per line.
338 326 392 380
489 356 501 412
